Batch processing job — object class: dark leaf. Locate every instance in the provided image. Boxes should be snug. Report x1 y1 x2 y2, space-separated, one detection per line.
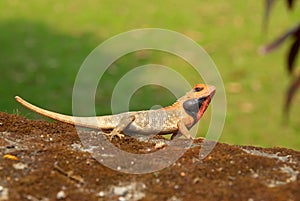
260 23 300 54
263 0 276 30
295 23 300 38
287 39 300 74
286 0 294 9
285 75 300 115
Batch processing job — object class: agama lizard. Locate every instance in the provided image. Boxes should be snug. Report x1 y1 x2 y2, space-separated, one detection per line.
15 84 215 139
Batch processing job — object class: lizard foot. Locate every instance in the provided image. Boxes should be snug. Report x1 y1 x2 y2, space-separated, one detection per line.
105 130 125 140
104 115 135 140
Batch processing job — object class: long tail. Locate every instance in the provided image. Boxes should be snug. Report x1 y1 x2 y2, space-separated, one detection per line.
15 96 105 129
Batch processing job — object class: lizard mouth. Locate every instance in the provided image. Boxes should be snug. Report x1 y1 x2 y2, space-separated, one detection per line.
197 86 216 117
206 85 216 100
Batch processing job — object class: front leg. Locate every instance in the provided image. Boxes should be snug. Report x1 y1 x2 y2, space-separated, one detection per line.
171 121 192 140
106 115 135 140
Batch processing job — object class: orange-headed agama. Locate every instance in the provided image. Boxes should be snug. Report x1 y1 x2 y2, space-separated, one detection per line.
15 84 215 139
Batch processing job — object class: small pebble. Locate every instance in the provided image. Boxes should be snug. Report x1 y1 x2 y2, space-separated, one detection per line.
13 162 28 170
252 173 259 178
154 141 166 149
56 190 66 199
113 186 127 196
193 177 200 184
0 186 8 200
216 167 223 172
118 197 126 201
97 191 105 197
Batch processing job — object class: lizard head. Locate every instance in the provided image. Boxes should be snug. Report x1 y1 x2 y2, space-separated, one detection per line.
182 84 216 124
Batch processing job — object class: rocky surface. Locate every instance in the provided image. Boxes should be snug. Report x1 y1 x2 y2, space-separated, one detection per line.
0 112 299 201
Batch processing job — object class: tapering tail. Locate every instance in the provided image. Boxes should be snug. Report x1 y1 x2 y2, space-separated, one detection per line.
15 96 105 129
15 96 76 124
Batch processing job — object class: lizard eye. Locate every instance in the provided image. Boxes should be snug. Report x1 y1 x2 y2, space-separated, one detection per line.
194 87 204 92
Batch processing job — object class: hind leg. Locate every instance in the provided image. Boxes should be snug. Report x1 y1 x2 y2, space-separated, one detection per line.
105 115 135 140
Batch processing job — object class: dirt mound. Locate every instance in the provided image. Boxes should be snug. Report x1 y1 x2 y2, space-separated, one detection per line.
0 112 299 201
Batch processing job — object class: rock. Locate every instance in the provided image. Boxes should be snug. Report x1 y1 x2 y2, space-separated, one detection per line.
0 112 299 201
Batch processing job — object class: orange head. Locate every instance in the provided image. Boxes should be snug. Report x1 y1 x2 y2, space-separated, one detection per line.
182 84 216 124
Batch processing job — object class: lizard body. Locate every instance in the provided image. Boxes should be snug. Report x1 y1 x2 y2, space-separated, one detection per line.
15 84 215 139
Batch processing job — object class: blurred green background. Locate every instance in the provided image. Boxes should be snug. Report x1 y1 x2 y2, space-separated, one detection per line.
1 1 299 149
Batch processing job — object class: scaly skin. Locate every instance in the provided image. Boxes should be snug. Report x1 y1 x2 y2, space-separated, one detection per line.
15 84 215 139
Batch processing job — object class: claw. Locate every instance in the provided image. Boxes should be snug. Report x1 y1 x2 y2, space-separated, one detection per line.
104 130 125 140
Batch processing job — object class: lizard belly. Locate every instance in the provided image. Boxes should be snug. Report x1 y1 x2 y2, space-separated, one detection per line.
123 110 182 136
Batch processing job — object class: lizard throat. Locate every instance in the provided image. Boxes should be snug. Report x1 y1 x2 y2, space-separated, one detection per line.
196 96 212 121
182 96 211 125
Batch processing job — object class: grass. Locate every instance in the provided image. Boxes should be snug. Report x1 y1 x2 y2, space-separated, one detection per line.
1 0 300 149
